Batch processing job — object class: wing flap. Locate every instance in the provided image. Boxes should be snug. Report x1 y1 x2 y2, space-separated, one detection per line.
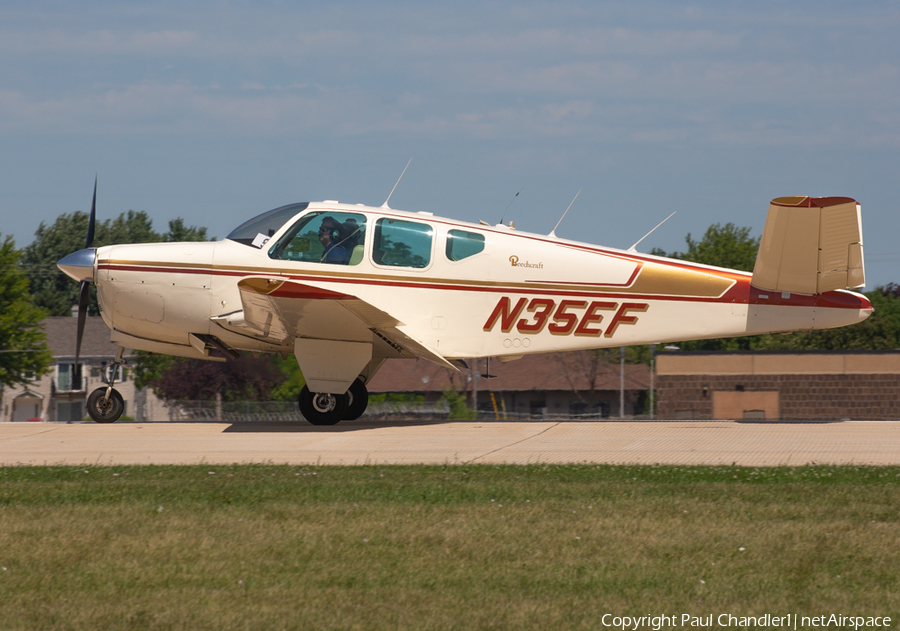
338 298 460 371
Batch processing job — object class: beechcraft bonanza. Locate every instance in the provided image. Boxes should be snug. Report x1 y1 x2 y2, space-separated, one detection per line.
58 179 872 424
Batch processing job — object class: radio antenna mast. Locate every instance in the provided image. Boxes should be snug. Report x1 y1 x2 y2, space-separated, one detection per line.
628 211 676 252
548 189 581 238
499 187 523 225
382 158 412 209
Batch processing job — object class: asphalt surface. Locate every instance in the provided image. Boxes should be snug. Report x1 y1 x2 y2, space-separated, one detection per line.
1 420 899 466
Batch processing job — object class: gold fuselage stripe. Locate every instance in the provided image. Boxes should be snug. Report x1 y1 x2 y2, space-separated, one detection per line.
100 256 739 300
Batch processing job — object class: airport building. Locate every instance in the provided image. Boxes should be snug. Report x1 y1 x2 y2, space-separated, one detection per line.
656 350 900 421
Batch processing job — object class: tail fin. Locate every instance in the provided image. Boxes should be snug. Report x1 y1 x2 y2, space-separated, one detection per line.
751 196 865 295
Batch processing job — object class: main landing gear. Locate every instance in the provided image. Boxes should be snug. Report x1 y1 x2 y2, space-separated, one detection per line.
299 378 369 426
86 348 127 423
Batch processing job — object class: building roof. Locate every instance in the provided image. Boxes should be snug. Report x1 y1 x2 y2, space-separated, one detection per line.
43 316 120 360
367 351 650 394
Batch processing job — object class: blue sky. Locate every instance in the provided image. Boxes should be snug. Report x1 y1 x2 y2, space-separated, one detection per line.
2 1 898 287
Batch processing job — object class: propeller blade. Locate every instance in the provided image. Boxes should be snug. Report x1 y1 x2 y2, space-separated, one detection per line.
75 281 90 364
85 176 97 249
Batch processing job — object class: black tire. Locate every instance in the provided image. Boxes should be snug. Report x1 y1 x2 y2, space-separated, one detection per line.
343 379 369 420
86 387 125 423
298 386 347 426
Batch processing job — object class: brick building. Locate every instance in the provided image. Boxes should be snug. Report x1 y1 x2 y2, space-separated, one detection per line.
656 351 900 421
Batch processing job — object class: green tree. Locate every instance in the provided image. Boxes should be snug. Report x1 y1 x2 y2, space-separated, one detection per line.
0 235 52 387
133 352 304 403
666 223 760 272
20 210 210 316
163 218 212 243
267 355 307 401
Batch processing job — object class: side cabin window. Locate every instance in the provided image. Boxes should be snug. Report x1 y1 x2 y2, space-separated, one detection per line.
268 211 367 266
446 229 485 261
373 218 433 268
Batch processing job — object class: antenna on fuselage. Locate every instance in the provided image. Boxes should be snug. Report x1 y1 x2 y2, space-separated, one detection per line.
382 158 412 209
499 187 523 226
548 189 581 238
627 211 676 252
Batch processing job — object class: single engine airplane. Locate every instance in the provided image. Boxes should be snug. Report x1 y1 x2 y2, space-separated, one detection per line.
58 181 871 424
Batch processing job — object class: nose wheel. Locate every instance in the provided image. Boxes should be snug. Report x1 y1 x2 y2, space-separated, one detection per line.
85 347 127 423
86 387 125 423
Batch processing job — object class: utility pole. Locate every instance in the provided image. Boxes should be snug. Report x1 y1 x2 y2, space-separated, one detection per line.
619 346 625 418
649 343 656 420
471 357 478 417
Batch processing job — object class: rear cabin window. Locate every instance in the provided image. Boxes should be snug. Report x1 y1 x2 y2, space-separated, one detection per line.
446 229 485 261
373 218 433 268
268 211 366 266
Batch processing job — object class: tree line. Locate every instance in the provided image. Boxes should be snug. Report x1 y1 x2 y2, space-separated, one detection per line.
1 214 897 401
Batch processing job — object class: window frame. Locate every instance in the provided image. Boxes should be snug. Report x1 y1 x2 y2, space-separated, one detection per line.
371 217 435 271
445 228 487 262
56 363 84 392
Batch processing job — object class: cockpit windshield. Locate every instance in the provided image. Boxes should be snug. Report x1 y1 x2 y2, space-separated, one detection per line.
226 203 310 247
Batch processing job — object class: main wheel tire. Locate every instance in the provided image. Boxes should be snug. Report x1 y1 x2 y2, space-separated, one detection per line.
343 379 369 421
86 387 125 423
298 386 348 426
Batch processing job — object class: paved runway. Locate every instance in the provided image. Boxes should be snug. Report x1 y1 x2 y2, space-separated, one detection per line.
1 420 899 466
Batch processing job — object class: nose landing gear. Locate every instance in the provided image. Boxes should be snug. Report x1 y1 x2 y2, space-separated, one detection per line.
86 347 127 423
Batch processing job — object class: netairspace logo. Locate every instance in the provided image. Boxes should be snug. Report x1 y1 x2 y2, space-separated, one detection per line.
600 614 892 630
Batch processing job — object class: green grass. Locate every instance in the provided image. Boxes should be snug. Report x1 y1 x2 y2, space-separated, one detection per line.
1 464 898 630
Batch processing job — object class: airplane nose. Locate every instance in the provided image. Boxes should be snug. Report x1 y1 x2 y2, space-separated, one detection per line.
57 248 96 283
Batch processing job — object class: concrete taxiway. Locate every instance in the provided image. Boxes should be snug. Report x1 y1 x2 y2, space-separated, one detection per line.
1 420 899 466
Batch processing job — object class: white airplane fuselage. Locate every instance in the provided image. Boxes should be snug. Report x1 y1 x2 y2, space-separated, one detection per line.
88 200 871 370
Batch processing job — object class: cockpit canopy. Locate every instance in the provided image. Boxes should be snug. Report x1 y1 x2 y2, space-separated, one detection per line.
226 203 310 247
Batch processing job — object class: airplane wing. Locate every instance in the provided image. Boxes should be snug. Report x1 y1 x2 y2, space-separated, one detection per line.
218 277 458 372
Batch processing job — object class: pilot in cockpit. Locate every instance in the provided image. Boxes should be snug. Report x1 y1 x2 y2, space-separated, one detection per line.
318 216 361 265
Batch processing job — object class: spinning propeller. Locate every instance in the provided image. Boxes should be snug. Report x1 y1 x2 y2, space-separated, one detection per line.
57 176 98 365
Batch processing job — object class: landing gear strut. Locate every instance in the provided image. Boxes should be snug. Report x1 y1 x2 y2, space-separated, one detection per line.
86 347 127 423
298 378 368 425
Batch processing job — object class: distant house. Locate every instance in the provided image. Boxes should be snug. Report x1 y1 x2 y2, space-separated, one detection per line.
366 351 650 418
0 317 165 423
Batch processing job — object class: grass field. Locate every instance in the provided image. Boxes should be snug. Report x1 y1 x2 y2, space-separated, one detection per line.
1 464 898 630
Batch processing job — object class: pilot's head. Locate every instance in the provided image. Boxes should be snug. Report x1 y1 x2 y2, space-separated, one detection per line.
318 217 342 246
